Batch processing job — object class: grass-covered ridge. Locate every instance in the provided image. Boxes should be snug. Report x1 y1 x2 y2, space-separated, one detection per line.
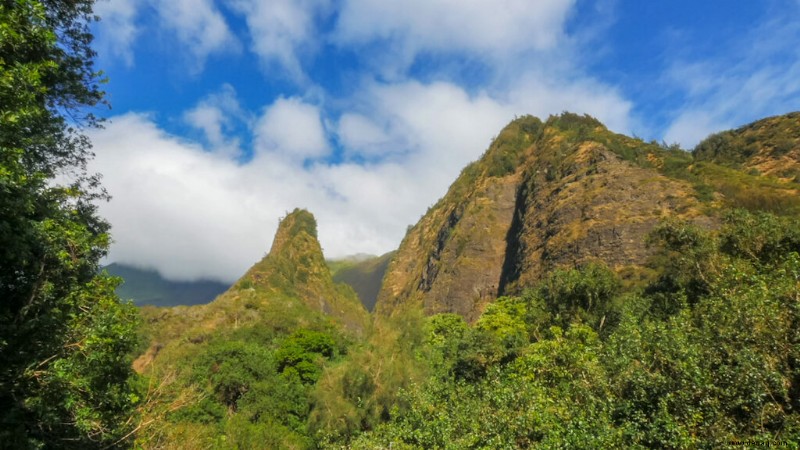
694 112 800 180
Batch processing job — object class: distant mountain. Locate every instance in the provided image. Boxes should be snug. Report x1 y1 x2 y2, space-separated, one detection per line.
104 263 228 307
328 251 395 311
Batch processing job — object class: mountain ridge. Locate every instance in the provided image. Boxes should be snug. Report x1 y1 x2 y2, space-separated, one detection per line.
134 209 369 373
376 112 799 322
328 251 395 312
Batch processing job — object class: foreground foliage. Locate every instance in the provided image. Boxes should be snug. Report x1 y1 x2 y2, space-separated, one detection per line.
0 0 140 447
340 210 800 448
134 302 358 449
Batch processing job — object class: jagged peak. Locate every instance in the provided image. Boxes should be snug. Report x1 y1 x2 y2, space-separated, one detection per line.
269 208 318 254
230 208 369 331
242 208 327 293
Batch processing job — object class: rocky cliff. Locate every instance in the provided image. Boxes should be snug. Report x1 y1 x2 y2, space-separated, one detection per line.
376 112 799 322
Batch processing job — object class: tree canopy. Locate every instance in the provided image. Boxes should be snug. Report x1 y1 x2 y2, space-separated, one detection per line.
0 0 140 447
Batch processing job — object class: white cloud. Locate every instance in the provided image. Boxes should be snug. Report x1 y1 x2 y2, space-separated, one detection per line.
183 84 247 156
226 0 330 81
337 113 392 158
185 106 230 148
94 0 142 66
335 0 576 63
89 112 421 282
505 72 633 134
89 114 270 282
156 0 239 70
255 97 330 160
360 81 510 168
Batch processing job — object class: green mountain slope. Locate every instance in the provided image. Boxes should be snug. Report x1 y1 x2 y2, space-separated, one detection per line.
133 209 369 447
130 113 800 448
104 263 229 307
694 111 800 180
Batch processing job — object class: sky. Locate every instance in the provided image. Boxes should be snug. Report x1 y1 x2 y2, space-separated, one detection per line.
87 0 800 283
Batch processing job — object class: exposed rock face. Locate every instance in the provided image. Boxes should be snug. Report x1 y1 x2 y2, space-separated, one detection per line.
377 114 722 322
501 141 708 293
380 172 520 321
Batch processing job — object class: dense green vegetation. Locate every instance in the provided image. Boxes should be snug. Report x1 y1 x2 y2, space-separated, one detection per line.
136 314 354 448
0 0 141 447
131 209 371 448
341 209 800 448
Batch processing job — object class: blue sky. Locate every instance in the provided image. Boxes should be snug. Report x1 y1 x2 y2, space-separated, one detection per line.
87 0 800 282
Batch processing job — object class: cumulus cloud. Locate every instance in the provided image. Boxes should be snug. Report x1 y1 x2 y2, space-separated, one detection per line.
337 113 392 158
183 84 248 156
255 97 330 160
226 0 330 81
94 0 142 66
89 112 419 282
156 0 239 70
89 114 269 282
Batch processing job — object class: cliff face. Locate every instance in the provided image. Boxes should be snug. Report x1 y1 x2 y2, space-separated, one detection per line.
375 118 533 321
377 112 799 322
499 135 708 294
